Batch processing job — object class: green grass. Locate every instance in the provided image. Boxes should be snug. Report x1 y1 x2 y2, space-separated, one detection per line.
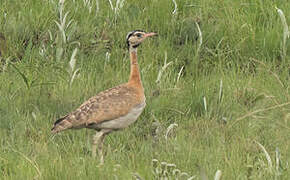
0 0 289 179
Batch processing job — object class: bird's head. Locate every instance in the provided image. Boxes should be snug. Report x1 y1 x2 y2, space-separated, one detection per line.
126 30 157 50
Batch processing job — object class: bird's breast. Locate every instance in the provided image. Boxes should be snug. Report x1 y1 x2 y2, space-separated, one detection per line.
92 101 146 130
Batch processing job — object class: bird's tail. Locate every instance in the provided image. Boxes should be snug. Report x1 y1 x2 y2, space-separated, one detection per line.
51 115 72 134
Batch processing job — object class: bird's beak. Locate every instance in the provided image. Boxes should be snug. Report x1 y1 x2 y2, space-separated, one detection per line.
144 32 158 38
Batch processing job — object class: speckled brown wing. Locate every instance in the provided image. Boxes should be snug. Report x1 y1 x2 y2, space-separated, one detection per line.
51 83 144 133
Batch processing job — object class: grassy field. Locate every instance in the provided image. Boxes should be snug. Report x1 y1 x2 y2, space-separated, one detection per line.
0 0 289 179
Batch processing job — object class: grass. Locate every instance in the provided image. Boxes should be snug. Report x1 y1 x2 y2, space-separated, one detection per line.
0 0 289 179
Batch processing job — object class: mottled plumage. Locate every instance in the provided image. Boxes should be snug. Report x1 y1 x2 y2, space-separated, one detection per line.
51 30 157 164
51 84 145 133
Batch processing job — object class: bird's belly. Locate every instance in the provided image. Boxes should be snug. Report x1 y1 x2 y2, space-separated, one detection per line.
96 102 146 130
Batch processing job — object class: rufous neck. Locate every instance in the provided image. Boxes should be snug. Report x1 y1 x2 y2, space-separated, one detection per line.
128 48 141 84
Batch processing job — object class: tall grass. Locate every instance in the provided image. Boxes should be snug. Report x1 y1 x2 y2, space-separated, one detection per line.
0 0 289 179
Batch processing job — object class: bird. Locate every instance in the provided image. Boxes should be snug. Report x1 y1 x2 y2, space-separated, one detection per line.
51 30 157 164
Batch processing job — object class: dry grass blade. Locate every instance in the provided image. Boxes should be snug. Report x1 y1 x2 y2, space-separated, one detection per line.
275 7 289 59
69 48 78 72
255 141 272 169
9 147 42 179
165 108 185 115
195 21 202 55
108 0 114 10
69 48 79 86
214 170 222 180
230 101 290 127
54 20 66 44
156 51 173 84
275 147 280 173
250 58 284 88
132 172 144 180
105 52 111 61
172 0 178 14
116 0 125 10
165 123 178 140
70 68 80 86
176 66 184 84
62 11 70 29
203 96 207 112
218 79 223 103
66 19 74 30
96 0 99 13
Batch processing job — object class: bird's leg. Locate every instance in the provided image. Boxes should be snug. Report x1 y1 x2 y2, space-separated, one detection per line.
98 133 106 164
92 129 112 164
92 131 104 159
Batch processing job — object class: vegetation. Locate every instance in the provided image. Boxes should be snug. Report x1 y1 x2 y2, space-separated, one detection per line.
0 0 289 179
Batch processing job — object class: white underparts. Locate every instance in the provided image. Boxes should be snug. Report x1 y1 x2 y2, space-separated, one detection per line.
94 102 146 130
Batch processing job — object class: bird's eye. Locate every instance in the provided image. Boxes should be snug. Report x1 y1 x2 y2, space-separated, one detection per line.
136 33 142 38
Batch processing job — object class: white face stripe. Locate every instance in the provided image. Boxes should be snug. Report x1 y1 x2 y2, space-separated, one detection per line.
127 30 146 49
126 31 135 40
126 30 156 49
126 30 146 41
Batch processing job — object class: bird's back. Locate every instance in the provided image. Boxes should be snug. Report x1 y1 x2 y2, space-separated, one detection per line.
51 83 145 133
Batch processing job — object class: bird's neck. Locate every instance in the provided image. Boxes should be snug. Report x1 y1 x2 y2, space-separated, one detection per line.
128 48 143 90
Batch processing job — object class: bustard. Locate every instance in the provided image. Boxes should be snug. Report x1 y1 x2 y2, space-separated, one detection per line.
51 30 157 163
